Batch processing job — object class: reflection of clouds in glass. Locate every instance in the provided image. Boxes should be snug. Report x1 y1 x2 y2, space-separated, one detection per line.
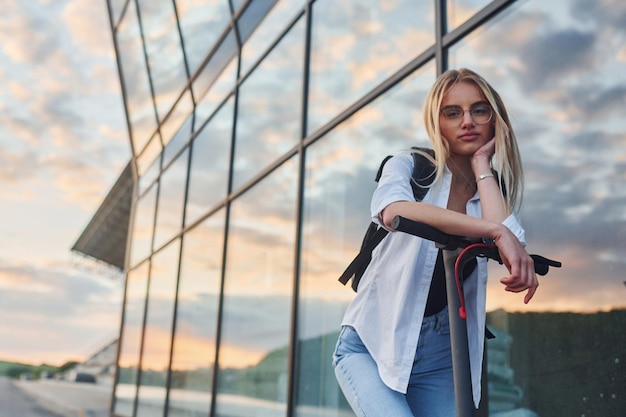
220 295 292 368
240 0 304 74
176 0 231 75
447 0 491 29
117 1 158 154
517 29 595 90
233 19 303 189
219 163 297 370
308 0 433 132
301 66 435 303
154 150 188 250
185 100 233 225
171 330 216 370
138 0 188 122
487 242 625 313
571 0 626 31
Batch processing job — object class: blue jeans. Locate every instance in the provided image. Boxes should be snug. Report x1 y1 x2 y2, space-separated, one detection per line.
333 308 455 417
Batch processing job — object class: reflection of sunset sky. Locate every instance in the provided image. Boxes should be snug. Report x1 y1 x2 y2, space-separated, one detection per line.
116 1 626 379
117 2 625 381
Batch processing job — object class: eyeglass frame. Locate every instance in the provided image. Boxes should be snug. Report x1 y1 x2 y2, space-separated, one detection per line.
439 101 493 125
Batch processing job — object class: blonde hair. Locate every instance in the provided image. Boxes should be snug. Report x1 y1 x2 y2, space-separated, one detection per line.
421 68 524 211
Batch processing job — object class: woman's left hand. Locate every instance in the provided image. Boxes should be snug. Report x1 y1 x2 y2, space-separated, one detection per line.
471 137 496 173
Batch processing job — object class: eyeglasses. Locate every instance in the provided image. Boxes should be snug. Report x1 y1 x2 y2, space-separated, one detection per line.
440 102 493 125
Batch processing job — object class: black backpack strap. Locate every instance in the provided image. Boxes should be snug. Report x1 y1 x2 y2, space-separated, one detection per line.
338 225 388 290
339 148 436 291
409 147 436 201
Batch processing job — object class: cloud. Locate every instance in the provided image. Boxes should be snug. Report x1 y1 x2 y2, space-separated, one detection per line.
0 149 39 183
62 0 117 58
0 259 122 365
516 29 596 91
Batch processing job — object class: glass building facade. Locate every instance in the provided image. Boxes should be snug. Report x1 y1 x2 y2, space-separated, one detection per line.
102 0 625 416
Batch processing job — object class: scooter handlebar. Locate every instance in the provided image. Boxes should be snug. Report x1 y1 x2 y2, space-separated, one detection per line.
391 216 561 275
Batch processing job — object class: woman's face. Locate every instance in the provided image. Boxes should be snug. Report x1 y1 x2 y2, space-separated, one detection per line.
439 81 495 157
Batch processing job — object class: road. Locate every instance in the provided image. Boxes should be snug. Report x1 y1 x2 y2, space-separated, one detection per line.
0 376 112 417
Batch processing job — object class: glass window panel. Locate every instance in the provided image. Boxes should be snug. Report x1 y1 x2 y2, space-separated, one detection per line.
136 134 162 178
117 0 158 155
129 184 158 267
176 0 232 76
192 30 238 112
136 239 181 417
137 0 188 122
114 261 149 417
235 0 277 43
138 152 161 197
446 0 493 31
109 0 128 28
449 1 626 415
308 0 434 134
215 157 298 417
296 63 435 416
195 59 236 128
153 149 189 250
231 0 245 14
186 97 234 226
232 17 304 190
163 113 193 169
168 209 226 417
240 0 305 75
160 90 194 149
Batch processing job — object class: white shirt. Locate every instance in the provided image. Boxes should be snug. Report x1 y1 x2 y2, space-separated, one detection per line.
341 152 525 406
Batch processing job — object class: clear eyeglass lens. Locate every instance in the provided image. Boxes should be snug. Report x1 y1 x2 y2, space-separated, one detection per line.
441 104 492 124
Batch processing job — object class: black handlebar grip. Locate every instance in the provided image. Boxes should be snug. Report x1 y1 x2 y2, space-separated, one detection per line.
530 255 562 276
391 216 450 246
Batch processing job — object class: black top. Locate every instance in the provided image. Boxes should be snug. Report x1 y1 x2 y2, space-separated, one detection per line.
424 249 477 316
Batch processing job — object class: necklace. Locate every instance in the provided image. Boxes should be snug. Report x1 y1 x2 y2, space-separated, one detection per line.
448 159 476 192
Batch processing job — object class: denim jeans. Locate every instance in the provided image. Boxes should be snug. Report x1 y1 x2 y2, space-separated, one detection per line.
333 308 455 417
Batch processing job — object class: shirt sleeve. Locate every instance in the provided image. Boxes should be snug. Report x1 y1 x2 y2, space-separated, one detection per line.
370 153 415 226
502 213 526 246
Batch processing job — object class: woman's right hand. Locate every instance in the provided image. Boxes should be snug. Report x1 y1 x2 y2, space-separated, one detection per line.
492 225 538 304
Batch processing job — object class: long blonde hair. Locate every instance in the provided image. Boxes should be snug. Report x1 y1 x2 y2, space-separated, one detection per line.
421 68 524 211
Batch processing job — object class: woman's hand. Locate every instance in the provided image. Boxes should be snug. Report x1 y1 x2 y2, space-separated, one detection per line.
471 137 496 175
493 225 539 303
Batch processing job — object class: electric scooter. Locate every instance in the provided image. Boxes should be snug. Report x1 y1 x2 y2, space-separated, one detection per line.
391 216 561 417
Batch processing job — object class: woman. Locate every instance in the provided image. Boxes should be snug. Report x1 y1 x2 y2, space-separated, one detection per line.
333 68 538 417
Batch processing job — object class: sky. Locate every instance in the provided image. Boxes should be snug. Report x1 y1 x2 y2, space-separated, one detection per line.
0 0 129 366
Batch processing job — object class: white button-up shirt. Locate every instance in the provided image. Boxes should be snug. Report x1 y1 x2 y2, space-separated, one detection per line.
341 152 525 406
